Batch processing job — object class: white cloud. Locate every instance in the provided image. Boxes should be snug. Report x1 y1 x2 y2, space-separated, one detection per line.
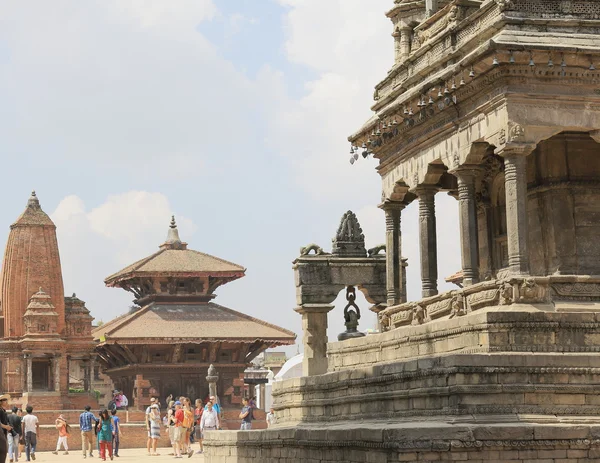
264 0 392 202
0 0 255 179
51 191 197 321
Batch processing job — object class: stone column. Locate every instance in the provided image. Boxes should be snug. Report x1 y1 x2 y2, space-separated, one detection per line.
426 0 439 16
294 304 334 376
502 152 530 275
416 186 439 297
455 168 480 286
88 357 95 393
382 202 405 306
54 356 61 392
25 356 32 393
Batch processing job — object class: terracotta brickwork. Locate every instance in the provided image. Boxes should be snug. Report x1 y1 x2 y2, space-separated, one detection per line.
0 192 95 409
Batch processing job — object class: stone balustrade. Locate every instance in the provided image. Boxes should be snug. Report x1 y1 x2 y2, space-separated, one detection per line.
377 275 600 331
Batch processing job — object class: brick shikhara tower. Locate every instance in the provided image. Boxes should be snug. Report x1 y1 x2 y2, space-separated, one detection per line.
0 192 95 409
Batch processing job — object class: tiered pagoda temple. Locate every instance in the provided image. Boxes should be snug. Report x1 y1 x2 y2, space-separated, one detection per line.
94 217 295 408
0 192 95 409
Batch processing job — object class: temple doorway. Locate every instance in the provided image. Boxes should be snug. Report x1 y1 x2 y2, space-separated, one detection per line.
32 359 52 391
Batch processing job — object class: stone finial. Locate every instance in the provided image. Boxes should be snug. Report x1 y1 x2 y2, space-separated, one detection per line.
332 211 367 257
27 191 41 209
162 215 187 250
165 216 181 243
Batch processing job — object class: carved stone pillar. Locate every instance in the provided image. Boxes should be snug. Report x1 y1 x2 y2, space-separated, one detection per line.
88 357 95 393
416 186 439 297
25 355 32 393
54 356 61 392
295 304 334 376
382 202 405 306
501 152 530 275
455 168 480 286
399 27 412 61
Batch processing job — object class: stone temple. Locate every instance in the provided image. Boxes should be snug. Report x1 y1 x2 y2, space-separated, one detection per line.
204 1 600 462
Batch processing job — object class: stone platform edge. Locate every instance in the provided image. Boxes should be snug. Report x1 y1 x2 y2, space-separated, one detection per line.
203 422 600 462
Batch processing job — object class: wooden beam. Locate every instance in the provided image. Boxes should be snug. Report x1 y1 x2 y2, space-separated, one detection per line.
115 343 137 364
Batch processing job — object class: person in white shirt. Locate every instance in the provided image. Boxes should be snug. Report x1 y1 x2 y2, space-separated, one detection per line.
22 405 39 462
200 402 219 437
266 407 277 427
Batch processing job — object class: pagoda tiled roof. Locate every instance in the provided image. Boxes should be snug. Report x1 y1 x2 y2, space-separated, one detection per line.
105 248 246 284
105 216 246 285
92 302 296 344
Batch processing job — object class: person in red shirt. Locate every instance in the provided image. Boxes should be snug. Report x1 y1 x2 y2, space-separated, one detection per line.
173 402 184 458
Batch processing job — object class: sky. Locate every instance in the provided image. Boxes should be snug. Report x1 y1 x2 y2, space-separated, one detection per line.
0 0 460 357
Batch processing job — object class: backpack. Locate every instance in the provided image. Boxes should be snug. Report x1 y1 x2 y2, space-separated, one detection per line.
107 400 116 412
182 409 193 428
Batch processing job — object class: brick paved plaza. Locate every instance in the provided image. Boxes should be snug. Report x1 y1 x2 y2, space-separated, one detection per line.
27 448 204 462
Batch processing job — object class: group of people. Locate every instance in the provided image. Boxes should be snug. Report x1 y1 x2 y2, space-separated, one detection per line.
144 395 218 458
0 392 277 462
0 395 39 463
79 405 122 461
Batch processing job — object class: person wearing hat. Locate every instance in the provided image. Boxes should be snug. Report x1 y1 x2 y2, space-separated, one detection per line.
52 414 70 455
0 394 12 463
148 404 161 456
144 397 158 456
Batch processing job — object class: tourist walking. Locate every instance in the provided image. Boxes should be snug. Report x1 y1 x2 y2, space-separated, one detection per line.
181 398 194 458
110 410 122 458
193 399 204 454
79 405 99 459
239 397 253 430
7 407 22 462
21 406 37 462
172 401 184 458
199 402 219 438
0 395 12 463
148 404 161 456
165 400 176 456
52 414 69 455
97 409 114 461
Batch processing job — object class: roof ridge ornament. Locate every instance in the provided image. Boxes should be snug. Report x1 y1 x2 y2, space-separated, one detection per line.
27 190 41 209
332 211 367 257
164 215 185 248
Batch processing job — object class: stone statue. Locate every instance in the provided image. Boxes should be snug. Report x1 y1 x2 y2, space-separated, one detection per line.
367 244 386 257
300 244 328 256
